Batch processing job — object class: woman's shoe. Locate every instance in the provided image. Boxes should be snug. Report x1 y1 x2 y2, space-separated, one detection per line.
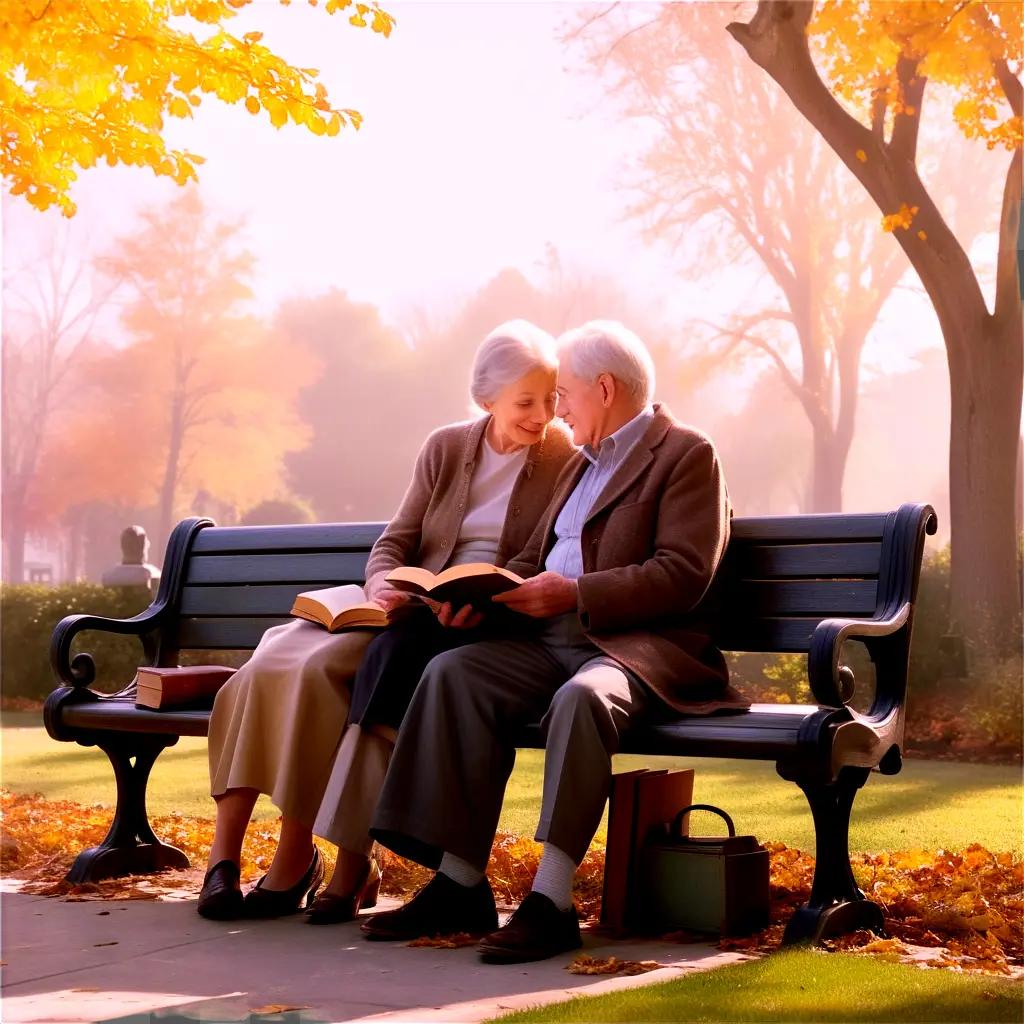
306 858 382 925
197 859 244 920
242 847 324 919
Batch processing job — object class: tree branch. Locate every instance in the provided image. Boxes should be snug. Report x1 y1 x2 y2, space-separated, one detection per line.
994 146 1022 325
889 53 926 164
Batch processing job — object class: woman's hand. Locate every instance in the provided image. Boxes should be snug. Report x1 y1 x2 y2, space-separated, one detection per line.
434 601 484 630
492 571 578 618
372 586 415 614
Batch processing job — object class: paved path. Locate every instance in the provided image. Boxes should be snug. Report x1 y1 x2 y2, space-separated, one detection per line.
2 881 751 1023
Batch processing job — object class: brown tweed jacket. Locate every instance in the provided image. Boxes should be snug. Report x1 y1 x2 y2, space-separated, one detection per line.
505 404 747 714
364 416 575 600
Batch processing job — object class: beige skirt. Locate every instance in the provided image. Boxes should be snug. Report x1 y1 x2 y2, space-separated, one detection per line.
208 619 374 828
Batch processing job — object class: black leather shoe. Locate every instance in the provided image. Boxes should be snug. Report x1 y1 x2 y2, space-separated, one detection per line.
197 859 243 920
242 847 324 919
478 892 582 963
361 872 498 941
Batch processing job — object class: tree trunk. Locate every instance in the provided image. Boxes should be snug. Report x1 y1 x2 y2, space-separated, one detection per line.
807 428 844 513
727 0 1023 662
947 314 1023 661
157 389 186 552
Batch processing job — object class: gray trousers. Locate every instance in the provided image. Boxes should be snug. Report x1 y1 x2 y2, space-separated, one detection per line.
370 613 648 870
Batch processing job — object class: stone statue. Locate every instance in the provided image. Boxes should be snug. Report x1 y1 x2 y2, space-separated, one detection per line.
101 526 161 589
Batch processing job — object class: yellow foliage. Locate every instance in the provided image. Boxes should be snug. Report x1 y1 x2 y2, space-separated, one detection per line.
0 0 395 216
810 1 1022 152
881 202 919 231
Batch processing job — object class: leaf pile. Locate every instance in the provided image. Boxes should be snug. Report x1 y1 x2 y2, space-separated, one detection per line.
568 955 664 976
3 790 1020 974
715 842 1024 976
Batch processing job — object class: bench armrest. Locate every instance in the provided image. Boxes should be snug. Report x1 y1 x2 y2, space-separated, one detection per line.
807 603 911 715
49 607 167 689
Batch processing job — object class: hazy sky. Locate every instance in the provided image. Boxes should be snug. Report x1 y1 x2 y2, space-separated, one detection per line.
2 1 1005 379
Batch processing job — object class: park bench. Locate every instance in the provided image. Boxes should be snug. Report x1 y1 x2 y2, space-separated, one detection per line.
44 502 935 944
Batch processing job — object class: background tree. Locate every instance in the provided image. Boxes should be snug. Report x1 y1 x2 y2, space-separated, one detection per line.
1 231 115 580
727 0 1022 658
280 288 424 521
0 0 394 216
37 189 316 551
572 4 995 513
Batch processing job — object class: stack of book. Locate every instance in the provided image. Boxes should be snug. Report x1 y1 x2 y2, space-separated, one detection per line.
601 767 695 932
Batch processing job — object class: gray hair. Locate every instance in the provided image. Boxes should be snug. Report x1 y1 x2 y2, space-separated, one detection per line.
470 320 557 407
556 320 656 405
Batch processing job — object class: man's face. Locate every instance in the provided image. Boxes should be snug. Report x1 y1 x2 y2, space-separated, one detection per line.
556 367 607 448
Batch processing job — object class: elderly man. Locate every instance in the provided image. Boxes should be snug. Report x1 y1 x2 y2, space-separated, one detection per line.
364 320 745 962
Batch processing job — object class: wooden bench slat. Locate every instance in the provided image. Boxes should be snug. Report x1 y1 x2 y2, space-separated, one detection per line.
730 513 888 542
191 523 386 553
736 580 877 616
713 616 823 652
180 584 342 617
177 617 292 648
62 701 213 737
185 552 369 585
733 542 882 578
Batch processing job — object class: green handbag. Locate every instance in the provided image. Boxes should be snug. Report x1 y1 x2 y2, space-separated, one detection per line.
636 804 770 936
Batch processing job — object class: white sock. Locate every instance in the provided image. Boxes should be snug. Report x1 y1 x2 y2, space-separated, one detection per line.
531 843 576 911
439 851 484 888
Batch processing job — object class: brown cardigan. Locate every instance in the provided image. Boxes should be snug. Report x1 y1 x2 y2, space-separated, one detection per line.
364 416 575 599
505 404 747 714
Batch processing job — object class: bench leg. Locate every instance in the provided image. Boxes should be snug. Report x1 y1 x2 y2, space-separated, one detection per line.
781 766 885 946
66 734 191 884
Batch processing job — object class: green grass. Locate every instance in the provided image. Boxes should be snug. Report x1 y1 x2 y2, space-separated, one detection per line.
487 949 1023 1023
2 712 1020 852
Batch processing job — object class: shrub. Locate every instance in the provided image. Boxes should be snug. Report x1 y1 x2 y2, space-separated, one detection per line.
1 584 153 700
0 584 248 702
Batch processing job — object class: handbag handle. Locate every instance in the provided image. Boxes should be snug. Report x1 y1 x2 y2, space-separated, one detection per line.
670 803 736 840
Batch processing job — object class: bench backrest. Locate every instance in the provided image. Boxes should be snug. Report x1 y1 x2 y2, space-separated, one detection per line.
154 505 933 663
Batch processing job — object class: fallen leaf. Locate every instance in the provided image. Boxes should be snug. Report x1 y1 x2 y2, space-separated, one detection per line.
250 1005 311 1015
408 932 478 948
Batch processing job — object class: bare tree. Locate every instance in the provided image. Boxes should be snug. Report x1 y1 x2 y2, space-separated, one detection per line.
1 229 114 581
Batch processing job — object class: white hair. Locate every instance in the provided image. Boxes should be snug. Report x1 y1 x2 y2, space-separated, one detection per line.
556 320 656 405
470 320 557 407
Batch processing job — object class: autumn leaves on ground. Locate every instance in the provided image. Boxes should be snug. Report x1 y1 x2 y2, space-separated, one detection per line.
3 789 1020 978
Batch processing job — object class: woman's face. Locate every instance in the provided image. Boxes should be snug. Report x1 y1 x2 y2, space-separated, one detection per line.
486 365 558 447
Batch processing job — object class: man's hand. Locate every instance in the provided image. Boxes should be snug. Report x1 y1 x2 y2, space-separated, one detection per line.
434 601 484 630
492 571 578 618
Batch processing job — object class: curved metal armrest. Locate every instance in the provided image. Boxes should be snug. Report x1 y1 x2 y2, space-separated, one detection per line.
50 606 167 688
807 603 911 711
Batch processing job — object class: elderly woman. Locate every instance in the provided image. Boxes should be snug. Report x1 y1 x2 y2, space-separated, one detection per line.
198 320 574 921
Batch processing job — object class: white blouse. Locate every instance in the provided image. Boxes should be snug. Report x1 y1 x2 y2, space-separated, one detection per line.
448 440 528 566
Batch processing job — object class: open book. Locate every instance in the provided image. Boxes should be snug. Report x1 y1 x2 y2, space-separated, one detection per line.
385 563 523 607
290 584 389 632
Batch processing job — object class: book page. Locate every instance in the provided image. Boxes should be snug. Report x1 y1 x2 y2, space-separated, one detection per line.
433 563 523 587
293 584 370 620
385 566 438 593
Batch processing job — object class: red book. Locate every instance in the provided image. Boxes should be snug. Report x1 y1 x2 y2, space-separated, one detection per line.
626 768 695 929
134 666 236 710
601 768 647 931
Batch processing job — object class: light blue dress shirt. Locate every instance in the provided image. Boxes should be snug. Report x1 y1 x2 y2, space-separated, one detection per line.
544 406 655 580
